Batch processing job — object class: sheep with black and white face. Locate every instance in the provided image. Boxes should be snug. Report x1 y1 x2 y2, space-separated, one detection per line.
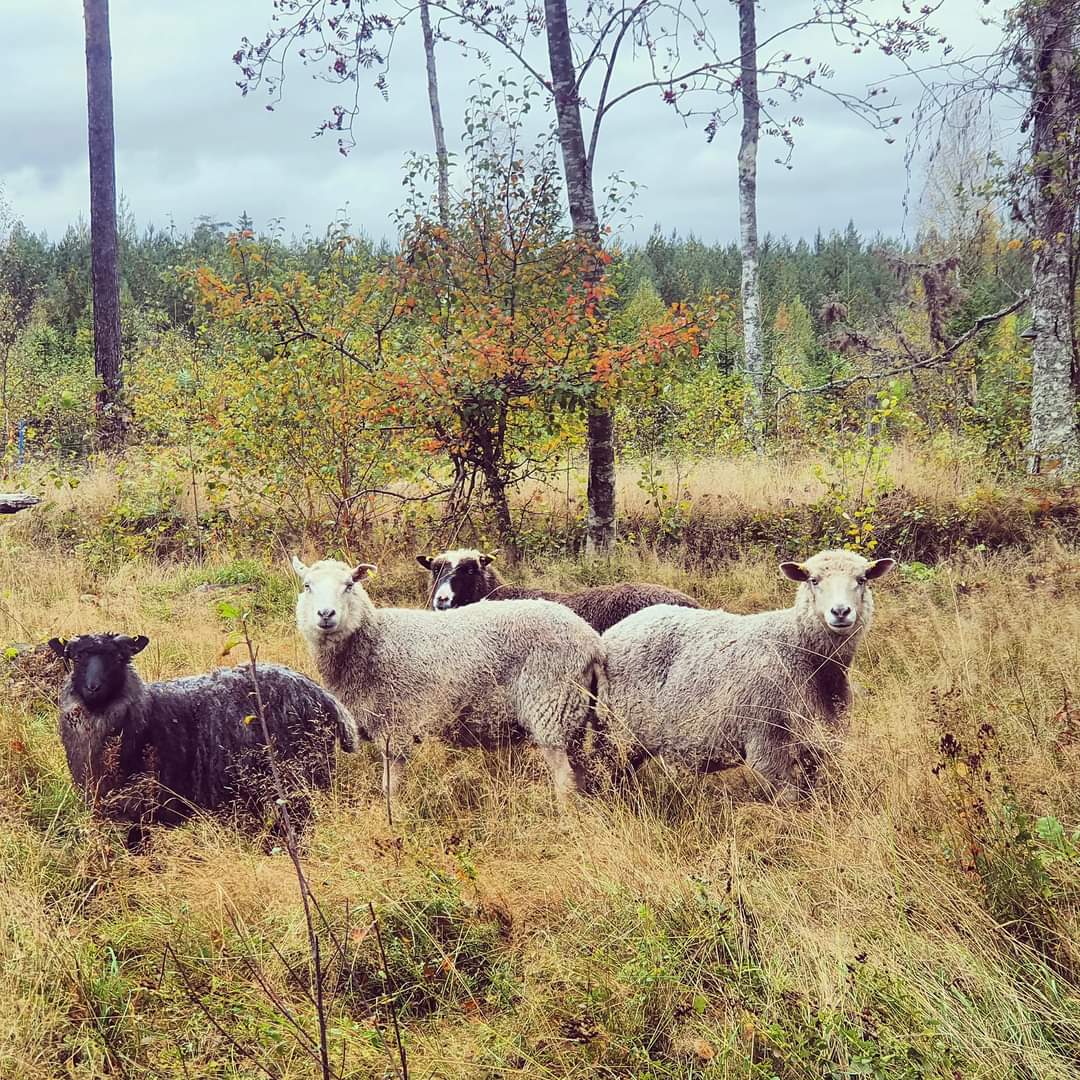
416 548 701 633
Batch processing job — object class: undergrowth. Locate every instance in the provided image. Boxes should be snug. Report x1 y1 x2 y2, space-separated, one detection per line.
1 470 1079 1078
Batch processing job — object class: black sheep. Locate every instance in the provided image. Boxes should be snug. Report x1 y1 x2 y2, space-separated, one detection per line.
49 633 357 843
416 549 701 634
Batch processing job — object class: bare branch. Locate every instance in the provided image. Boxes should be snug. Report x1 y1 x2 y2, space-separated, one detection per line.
773 293 1030 408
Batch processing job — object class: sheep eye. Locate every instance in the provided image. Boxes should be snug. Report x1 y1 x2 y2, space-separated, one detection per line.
303 583 310 591
344 582 354 592
809 577 821 587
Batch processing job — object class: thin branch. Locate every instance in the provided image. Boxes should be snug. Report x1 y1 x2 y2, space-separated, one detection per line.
241 620 334 1080
368 902 409 1080
773 293 1029 407
586 0 651 171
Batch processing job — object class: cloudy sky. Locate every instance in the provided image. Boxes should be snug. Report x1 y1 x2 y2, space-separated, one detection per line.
2 0 1011 245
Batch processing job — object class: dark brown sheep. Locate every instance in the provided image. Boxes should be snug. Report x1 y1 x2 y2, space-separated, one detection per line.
50 633 357 846
416 549 701 634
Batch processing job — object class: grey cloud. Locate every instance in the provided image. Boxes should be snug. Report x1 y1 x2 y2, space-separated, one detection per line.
2 0 1010 243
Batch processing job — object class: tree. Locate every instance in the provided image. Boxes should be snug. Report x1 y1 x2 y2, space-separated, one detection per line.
541 0 616 553
83 0 124 448
737 0 764 451
394 88 702 546
1021 0 1080 472
906 0 1080 474
190 89 702 546
235 0 948 539
419 0 451 230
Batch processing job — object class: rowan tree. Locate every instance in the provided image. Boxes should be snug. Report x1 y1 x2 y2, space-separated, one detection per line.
392 86 705 545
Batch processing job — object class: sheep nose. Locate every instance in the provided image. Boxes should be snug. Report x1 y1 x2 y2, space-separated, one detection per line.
318 608 336 619
831 604 852 620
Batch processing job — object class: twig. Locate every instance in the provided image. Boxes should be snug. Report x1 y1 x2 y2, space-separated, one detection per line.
368 901 409 1080
240 617 334 1080
772 293 1030 407
384 732 394 829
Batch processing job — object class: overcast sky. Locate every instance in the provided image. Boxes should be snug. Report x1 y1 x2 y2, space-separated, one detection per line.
2 0 1011 246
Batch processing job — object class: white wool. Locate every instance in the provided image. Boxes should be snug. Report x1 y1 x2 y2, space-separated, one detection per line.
292 557 608 798
602 549 894 800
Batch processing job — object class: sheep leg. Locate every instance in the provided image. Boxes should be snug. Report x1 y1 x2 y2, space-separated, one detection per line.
539 746 582 801
381 753 407 797
743 735 812 804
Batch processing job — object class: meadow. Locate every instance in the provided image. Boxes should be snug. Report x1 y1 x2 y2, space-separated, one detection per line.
3 456 1080 1079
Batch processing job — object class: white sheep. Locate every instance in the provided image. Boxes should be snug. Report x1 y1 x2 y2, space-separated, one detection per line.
291 557 608 798
602 549 895 799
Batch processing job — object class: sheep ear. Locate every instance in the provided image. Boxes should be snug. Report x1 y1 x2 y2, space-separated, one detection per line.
352 563 377 581
128 635 150 655
291 555 309 577
479 552 497 567
47 637 69 659
416 555 433 570
779 562 810 582
865 558 896 580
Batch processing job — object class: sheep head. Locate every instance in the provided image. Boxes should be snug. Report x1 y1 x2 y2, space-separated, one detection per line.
48 633 149 709
416 548 497 610
780 550 894 636
292 556 376 640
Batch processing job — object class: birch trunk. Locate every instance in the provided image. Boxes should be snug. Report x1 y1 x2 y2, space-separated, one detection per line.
1027 0 1080 474
419 0 451 231
83 0 124 449
544 0 616 554
737 0 765 452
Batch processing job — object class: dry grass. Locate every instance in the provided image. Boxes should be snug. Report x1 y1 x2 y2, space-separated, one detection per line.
521 438 1014 518
2 479 1080 1078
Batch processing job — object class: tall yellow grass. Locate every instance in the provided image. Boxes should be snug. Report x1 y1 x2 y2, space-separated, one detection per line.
1 479 1079 1078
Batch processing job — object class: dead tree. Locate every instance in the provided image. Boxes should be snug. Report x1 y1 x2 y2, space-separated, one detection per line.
83 0 125 449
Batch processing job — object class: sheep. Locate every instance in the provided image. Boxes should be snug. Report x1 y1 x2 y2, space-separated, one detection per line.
416 548 701 634
602 549 895 800
49 633 358 843
291 556 608 798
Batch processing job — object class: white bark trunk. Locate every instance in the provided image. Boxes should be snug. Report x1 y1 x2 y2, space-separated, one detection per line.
1027 0 1080 474
737 0 765 452
1029 242 1080 473
418 0 450 231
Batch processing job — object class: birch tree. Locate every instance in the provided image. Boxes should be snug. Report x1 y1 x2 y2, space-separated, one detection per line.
236 0 949 542
906 0 1080 474
1023 0 1080 472
737 0 764 450
419 0 451 229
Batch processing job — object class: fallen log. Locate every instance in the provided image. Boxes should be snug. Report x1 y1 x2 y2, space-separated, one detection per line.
0 493 40 514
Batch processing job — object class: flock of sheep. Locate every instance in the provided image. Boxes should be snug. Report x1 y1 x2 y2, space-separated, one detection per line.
49 545 894 842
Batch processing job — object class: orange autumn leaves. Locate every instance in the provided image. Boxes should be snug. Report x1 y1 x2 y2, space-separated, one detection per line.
192 226 714 480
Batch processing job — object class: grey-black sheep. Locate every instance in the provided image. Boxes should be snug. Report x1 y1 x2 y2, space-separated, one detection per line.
602 550 895 800
292 557 608 798
49 633 358 841
416 548 701 634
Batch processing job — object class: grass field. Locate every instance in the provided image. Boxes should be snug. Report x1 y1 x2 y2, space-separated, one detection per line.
3 462 1080 1078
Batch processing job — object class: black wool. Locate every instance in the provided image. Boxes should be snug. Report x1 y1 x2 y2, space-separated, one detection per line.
50 633 357 841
